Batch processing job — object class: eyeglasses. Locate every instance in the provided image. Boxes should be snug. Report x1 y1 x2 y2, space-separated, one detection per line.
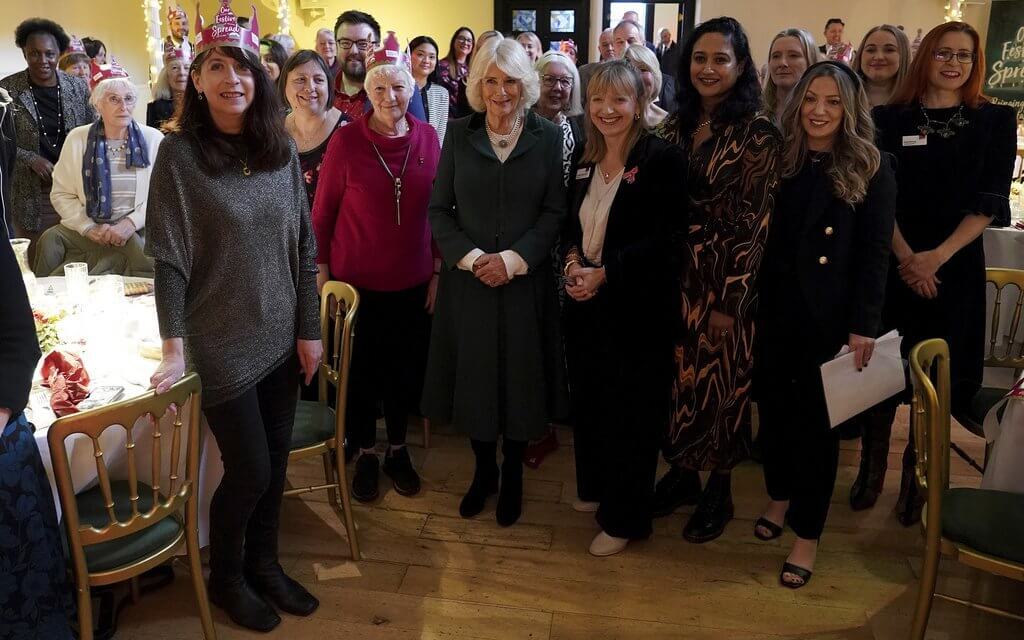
932 48 975 64
336 38 377 52
105 95 138 107
455 36 474 44
542 75 573 89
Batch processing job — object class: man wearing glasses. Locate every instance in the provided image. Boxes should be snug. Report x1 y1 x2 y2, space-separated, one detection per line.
332 10 426 121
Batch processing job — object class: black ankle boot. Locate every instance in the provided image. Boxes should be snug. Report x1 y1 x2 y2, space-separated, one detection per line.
895 444 924 526
246 563 319 617
497 439 525 527
850 407 893 511
683 472 734 543
208 575 281 632
460 439 498 518
652 466 702 518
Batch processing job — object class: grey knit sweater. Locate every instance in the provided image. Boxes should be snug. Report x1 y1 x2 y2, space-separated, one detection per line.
145 133 320 407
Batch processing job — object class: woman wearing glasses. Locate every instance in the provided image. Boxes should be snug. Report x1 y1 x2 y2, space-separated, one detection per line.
867 22 1015 525
38 64 161 276
438 27 475 117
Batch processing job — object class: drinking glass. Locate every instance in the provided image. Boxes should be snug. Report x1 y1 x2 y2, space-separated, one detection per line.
64 262 89 311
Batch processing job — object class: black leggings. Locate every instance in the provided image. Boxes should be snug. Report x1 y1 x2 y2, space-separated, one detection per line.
204 353 299 581
345 284 430 450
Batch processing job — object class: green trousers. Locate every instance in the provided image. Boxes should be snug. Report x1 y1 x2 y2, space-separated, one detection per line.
32 224 154 278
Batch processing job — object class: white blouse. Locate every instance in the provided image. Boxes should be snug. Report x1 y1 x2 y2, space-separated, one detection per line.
579 170 623 264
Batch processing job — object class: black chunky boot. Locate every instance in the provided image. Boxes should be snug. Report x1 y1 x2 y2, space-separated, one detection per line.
652 466 702 518
850 403 897 511
497 439 526 527
460 439 499 518
208 575 281 632
246 562 319 617
682 471 734 543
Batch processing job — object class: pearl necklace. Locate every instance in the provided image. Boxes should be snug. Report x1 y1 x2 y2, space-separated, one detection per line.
486 113 523 149
29 80 64 150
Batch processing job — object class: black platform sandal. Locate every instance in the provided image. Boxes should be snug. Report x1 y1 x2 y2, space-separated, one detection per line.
779 562 813 589
753 517 784 541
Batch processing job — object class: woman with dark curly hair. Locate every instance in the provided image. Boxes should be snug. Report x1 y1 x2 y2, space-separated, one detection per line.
0 18 94 246
651 16 782 544
82 37 106 65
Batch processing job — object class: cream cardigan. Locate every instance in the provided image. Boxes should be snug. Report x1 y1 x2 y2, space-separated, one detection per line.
50 122 164 234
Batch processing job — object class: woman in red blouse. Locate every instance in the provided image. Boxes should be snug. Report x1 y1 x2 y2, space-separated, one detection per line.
311 33 441 504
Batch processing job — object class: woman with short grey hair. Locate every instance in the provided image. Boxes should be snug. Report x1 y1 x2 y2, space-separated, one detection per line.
40 67 162 276
623 44 669 127
423 37 568 527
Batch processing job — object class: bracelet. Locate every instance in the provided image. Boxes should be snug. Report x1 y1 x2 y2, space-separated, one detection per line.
563 259 581 276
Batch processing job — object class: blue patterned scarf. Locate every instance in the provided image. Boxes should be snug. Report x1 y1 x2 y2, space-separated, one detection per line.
82 119 150 221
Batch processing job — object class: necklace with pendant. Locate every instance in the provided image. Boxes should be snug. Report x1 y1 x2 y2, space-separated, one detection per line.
486 113 523 149
918 101 968 138
239 154 251 176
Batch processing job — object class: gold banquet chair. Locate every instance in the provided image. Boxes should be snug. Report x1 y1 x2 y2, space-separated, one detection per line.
284 280 361 560
950 268 1024 472
47 373 215 640
907 339 1024 640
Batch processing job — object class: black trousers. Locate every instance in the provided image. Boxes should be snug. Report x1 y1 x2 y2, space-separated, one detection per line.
345 283 430 450
567 293 668 540
758 361 840 541
203 353 299 581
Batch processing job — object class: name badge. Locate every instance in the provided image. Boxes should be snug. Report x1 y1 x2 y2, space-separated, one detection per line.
576 167 592 180
902 134 927 147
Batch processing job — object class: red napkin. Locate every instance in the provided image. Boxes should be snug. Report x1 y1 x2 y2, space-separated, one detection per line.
41 351 91 417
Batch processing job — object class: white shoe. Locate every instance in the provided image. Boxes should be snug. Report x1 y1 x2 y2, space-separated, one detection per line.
589 531 629 557
572 500 599 513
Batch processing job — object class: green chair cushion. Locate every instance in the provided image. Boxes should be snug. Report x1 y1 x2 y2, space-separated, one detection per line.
941 487 1024 565
291 400 337 450
957 387 1008 435
69 480 183 573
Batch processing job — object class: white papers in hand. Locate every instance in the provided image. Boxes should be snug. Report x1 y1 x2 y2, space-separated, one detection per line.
820 330 905 428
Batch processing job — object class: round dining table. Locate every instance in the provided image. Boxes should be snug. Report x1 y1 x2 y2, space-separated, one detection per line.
24 276 223 547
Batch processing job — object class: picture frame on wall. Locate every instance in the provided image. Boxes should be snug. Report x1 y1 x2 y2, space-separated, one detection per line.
512 9 537 32
550 10 575 32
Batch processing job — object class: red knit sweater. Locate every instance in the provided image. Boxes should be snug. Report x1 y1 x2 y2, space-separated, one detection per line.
312 115 441 291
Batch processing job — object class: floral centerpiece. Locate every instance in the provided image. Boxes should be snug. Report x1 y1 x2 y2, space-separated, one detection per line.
33 309 66 354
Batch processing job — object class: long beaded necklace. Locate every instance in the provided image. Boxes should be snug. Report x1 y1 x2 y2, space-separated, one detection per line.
918 101 968 138
29 80 64 151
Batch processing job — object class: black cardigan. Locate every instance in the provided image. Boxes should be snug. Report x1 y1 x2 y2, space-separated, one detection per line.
0 236 41 417
761 154 897 347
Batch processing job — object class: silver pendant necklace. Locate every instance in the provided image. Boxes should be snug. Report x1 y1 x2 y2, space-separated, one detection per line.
486 113 523 149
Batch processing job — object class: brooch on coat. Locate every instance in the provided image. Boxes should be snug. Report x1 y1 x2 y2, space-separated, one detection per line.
623 167 638 184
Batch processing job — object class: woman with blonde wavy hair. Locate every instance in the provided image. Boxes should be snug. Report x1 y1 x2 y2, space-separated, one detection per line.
852 24 911 107
753 61 896 589
762 28 820 125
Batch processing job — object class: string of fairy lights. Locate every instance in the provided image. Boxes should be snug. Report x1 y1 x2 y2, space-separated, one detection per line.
140 1 294 86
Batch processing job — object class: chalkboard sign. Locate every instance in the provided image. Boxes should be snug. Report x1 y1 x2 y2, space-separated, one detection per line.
985 0 1024 118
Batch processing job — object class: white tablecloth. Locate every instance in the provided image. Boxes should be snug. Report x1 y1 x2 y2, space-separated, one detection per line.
26 277 222 547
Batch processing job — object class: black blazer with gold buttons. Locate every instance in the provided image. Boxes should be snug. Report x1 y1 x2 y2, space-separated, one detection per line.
760 152 897 346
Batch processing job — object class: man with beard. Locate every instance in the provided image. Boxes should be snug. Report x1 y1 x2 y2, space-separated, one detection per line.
165 3 192 61
332 10 425 121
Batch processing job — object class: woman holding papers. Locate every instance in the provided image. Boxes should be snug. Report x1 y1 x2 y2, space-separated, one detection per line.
754 61 896 589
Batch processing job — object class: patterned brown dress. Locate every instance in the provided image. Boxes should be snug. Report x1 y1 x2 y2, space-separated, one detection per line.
654 113 781 470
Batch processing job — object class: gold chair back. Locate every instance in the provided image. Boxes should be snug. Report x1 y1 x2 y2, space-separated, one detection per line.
318 280 359 416
47 373 203 550
909 339 951 499
985 268 1024 370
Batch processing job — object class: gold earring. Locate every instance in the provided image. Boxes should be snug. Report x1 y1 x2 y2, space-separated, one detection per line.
634 113 640 121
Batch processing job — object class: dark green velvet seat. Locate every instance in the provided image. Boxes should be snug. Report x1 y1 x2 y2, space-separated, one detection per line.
942 488 1024 565
69 480 182 572
291 400 337 449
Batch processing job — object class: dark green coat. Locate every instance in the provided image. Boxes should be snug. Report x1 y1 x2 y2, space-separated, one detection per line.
422 111 569 442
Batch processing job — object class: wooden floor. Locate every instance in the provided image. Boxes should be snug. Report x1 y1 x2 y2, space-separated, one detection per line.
116 408 1024 639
